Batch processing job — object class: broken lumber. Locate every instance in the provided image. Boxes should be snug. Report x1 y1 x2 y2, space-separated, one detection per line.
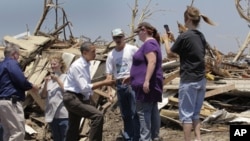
205 84 236 98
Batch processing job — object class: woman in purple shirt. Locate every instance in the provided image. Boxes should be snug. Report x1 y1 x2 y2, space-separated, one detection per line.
130 22 163 141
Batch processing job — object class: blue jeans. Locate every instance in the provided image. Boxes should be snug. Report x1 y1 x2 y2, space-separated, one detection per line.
178 78 206 123
0 124 3 141
116 81 140 141
49 118 68 141
136 102 160 141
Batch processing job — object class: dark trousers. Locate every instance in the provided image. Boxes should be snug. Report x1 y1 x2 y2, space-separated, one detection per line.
49 118 68 141
0 124 3 141
63 92 103 141
116 80 140 141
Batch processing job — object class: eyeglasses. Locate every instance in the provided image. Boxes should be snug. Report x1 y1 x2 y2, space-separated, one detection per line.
113 36 123 40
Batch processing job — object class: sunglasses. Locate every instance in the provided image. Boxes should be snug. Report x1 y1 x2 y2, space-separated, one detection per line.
113 36 123 40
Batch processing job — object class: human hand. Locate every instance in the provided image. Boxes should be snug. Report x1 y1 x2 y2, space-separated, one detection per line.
30 84 39 94
143 81 150 94
122 77 130 85
162 33 175 43
44 75 51 83
50 73 58 81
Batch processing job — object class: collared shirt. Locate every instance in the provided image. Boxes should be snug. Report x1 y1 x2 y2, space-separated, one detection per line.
0 57 33 101
64 56 93 100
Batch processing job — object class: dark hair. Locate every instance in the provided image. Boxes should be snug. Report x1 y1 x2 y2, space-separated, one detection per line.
80 42 94 53
184 6 215 27
136 22 160 45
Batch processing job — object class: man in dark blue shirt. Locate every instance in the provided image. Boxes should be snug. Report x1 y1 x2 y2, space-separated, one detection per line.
0 44 38 141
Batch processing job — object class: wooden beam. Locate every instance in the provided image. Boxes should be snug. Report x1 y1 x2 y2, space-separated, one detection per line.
205 84 236 98
168 96 216 117
163 69 179 85
93 89 109 98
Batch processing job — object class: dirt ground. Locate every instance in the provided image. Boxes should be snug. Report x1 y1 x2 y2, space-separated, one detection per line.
102 107 230 141
23 100 230 141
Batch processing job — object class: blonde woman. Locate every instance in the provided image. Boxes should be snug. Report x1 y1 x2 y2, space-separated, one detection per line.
40 54 68 141
162 6 215 141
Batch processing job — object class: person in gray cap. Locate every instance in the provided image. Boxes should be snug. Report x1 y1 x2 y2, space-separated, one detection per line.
106 28 140 141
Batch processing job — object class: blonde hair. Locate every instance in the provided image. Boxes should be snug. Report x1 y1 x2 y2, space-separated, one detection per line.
49 53 66 73
184 6 215 27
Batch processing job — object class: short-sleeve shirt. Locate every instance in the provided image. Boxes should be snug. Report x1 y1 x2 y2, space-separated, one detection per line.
106 44 138 79
42 74 68 122
130 39 163 102
171 29 206 83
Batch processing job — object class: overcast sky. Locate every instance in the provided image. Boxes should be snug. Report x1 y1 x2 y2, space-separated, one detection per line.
0 0 250 54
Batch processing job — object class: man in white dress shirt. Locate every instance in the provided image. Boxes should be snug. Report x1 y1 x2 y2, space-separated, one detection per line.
63 42 114 141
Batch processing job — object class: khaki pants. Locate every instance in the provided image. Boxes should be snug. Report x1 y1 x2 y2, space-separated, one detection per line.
0 100 25 141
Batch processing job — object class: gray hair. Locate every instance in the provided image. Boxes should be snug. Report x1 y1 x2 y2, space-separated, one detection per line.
4 44 20 57
80 42 93 53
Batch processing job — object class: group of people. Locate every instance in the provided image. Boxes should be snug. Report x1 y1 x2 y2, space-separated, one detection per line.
0 6 215 141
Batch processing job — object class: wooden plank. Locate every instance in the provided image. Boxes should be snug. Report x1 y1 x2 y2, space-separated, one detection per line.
164 77 250 92
62 52 76 70
0 47 4 60
205 84 236 98
93 89 109 98
26 56 48 111
4 35 50 52
160 113 182 127
160 109 179 119
168 96 216 117
163 69 179 85
158 90 177 110
29 57 48 83
90 60 101 79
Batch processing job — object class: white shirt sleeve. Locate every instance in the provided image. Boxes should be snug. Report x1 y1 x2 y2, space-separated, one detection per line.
106 52 113 74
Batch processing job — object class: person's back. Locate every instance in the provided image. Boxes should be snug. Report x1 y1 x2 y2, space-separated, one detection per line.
162 6 215 141
172 29 206 83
